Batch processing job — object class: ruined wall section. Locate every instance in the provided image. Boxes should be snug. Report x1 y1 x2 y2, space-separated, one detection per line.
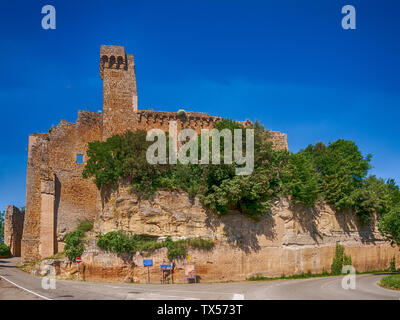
105 108 289 151
47 111 102 251
22 111 102 261
4 205 24 256
135 110 221 133
22 134 50 261
269 131 288 151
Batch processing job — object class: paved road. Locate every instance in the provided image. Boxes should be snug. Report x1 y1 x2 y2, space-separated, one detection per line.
0 258 399 300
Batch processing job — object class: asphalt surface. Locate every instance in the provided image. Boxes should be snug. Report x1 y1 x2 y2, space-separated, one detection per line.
0 257 399 300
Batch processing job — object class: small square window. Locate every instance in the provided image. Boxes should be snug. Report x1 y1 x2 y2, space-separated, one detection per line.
76 154 84 164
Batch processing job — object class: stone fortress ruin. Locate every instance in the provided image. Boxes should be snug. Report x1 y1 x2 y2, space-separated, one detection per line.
15 45 288 262
5 45 399 283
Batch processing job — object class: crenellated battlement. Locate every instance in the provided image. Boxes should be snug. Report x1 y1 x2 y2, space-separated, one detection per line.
136 110 222 131
99 45 128 79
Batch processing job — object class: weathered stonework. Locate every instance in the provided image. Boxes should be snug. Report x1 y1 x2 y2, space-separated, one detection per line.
4 205 24 256
21 45 288 262
34 189 400 283
87 190 399 282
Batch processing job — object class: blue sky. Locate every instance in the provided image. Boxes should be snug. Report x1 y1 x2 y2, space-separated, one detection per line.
0 0 399 211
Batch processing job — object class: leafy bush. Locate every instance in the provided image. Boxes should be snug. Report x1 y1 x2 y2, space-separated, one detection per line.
185 238 215 250
331 243 352 275
389 256 397 273
379 206 400 246
76 218 94 233
0 242 11 257
97 232 214 261
97 231 136 254
64 230 84 260
64 219 93 261
164 236 187 260
343 254 352 267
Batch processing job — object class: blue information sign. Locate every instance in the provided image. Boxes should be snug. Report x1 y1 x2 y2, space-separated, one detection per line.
160 264 173 269
143 259 153 266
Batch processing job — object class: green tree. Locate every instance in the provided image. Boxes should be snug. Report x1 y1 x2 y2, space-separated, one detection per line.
282 153 321 207
347 176 394 224
302 140 371 209
378 207 400 247
83 130 167 197
301 140 377 222
331 243 352 275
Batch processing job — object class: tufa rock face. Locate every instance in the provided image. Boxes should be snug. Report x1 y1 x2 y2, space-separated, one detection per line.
96 185 385 248
4 205 25 256
55 185 399 283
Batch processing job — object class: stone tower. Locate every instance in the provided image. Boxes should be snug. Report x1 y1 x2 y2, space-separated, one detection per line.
100 45 138 139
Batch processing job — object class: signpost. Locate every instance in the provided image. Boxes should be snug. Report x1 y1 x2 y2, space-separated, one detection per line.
76 257 82 281
160 264 173 284
183 263 196 284
143 259 153 284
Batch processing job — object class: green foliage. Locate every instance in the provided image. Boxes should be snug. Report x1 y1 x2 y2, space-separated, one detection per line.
301 140 371 208
83 130 163 197
389 256 397 273
0 242 11 256
96 232 214 261
64 219 93 261
249 270 331 281
331 243 345 275
378 207 400 246
164 236 187 260
330 243 352 275
282 153 321 207
82 119 400 221
97 231 136 254
213 118 243 131
343 254 352 267
184 238 215 250
76 218 94 233
64 230 84 261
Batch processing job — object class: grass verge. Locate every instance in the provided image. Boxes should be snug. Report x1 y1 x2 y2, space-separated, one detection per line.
249 269 398 282
379 273 400 290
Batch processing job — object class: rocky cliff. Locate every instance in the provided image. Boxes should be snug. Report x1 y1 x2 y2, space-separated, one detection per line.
41 185 399 283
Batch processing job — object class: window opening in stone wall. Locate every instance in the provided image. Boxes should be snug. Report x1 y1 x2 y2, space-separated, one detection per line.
76 154 84 164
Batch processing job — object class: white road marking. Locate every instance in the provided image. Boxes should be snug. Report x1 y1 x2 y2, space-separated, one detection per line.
149 292 200 300
108 286 235 296
0 275 53 300
232 293 244 300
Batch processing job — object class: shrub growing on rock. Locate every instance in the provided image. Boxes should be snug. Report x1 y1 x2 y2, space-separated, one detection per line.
0 242 11 257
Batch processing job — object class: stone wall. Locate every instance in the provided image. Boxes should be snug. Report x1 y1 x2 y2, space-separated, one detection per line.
269 131 288 151
4 205 24 256
22 111 102 261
